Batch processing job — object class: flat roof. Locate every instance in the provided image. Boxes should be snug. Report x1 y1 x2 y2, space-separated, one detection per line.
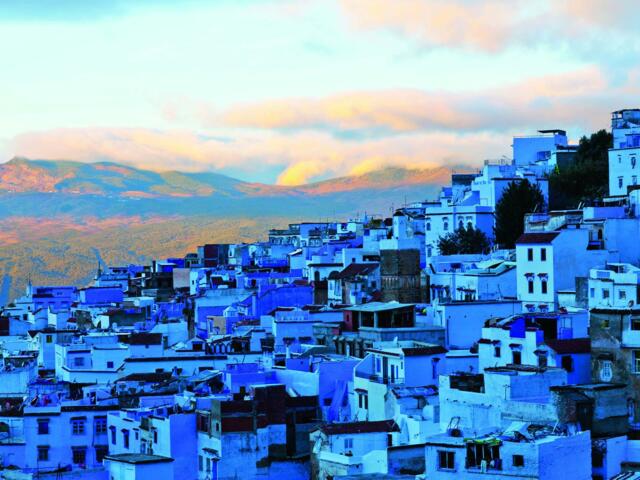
344 302 414 312
105 454 174 465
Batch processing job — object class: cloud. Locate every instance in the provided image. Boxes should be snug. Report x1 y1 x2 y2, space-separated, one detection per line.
219 66 633 136
338 0 640 54
7 128 507 185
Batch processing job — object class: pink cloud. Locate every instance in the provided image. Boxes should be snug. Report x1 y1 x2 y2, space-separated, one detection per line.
7 128 507 185
220 66 627 135
338 0 640 52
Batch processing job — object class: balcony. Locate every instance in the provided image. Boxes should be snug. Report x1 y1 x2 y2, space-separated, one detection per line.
354 371 404 385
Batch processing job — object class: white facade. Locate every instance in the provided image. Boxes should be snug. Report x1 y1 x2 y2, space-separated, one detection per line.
588 263 640 309
516 229 609 312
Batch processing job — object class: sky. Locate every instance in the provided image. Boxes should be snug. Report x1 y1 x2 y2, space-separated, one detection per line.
1 0 639 185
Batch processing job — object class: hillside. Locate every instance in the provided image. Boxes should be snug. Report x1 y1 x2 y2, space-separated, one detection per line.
0 158 455 303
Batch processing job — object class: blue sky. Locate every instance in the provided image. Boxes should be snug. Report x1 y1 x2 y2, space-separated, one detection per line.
1 0 638 184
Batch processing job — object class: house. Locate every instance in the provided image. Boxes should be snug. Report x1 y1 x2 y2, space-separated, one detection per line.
424 423 591 479
588 263 640 309
516 230 609 312
477 311 591 384
108 406 197 480
310 420 400 480
22 400 119 474
104 453 174 480
609 109 640 197
589 306 640 424
427 253 517 303
352 341 445 422
327 263 380 306
196 384 315 479
318 302 445 358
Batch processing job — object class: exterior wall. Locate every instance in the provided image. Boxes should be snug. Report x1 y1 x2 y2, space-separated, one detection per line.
424 206 494 257
434 301 521 349
609 146 640 196
23 407 114 472
380 249 421 303
590 309 640 421
107 460 174 480
517 230 609 312
516 243 556 311
425 431 590 480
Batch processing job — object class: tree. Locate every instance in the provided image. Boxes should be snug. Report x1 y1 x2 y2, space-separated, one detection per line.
548 129 612 210
494 180 545 249
437 225 491 255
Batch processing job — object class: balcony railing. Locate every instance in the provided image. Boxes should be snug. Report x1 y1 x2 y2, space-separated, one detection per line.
354 371 404 385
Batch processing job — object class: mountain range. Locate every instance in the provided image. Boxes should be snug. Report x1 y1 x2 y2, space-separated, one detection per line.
0 157 454 304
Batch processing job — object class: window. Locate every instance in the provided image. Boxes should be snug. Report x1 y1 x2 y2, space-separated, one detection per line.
199 455 203 472
438 450 455 470
426 221 431 231
37 446 49 462
538 354 548 368
512 351 522 365
431 357 441 379
109 425 117 444
620 290 627 300
443 220 449 231
106 361 114 369
592 449 604 468
634 176 638 186
632 318 640 331
527 248 533 261
494 346 501 358
590 288 595 298
513 454 524 467
72 446 86 466
466 443 501 470
540 248 546 261
602 289 610 299
561 355 574 372
619 177 624 189
153 429 158 444
602 318 610 329
600 360 613 382
122 429 130 449
37 419 49 435
357 392 368 410
527 278 534 294
633 351 640 374
344 438 353 451
95 445 108 462
541 280 548 295
71 418 86 435
73 356 85 367
45 335 53 343
94 416 107 435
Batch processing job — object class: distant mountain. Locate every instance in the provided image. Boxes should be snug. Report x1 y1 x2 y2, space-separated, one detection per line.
0 157 451 199
0 157 456 303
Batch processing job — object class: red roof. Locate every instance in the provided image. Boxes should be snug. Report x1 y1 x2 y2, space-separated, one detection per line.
545 338 591 354
516 232 560 245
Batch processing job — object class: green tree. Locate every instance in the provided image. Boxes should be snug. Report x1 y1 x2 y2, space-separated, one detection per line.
437 225 491 255
548 129 612 210
494 180 545 248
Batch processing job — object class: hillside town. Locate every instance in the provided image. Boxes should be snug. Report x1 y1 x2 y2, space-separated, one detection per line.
1 110 640 480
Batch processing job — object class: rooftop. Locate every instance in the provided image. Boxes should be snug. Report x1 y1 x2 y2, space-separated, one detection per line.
105 454 175 465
